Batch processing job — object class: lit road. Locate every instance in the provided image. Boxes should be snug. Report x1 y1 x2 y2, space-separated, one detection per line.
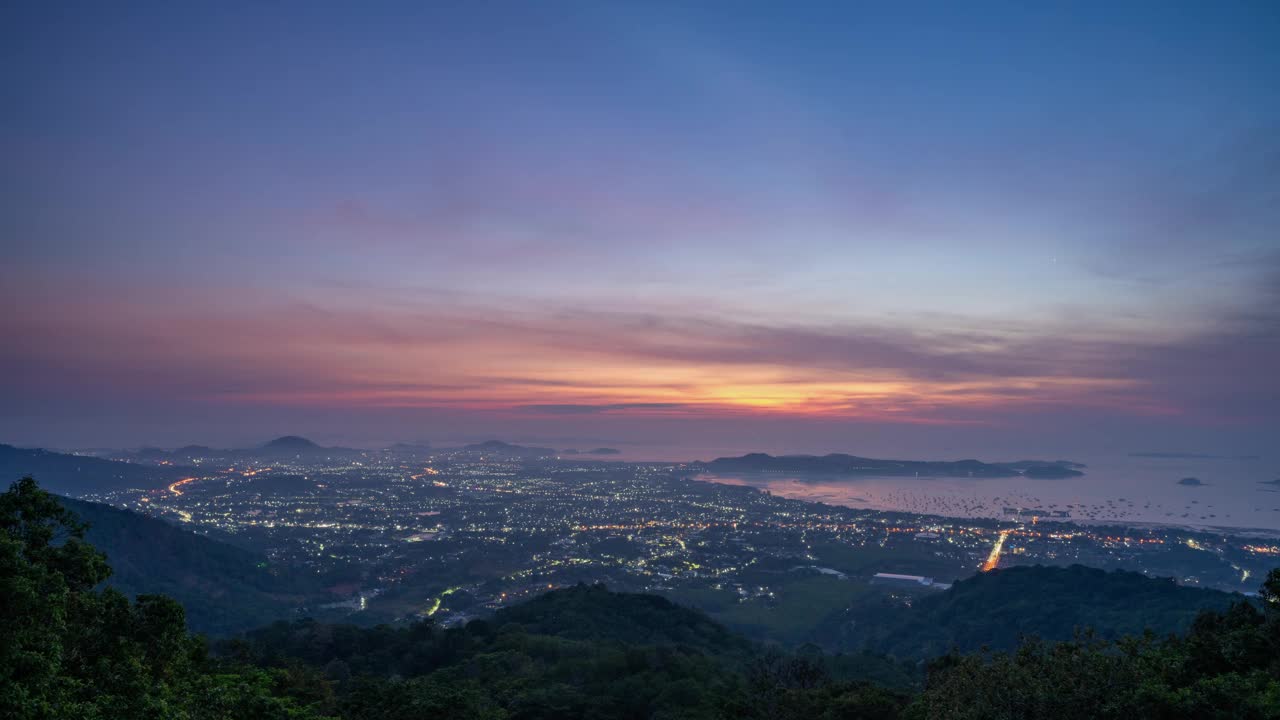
981 530 1010 572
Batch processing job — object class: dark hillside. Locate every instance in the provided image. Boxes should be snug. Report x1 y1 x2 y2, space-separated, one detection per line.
848 564 1240 658
494 583 751 652
1 444 189 494
59 495 315 635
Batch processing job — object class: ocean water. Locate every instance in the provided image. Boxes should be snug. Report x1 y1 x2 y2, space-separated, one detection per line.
683 453 1280 533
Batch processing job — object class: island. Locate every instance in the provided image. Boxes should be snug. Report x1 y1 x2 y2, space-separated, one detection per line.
459 440 558 457
700 453 1085 478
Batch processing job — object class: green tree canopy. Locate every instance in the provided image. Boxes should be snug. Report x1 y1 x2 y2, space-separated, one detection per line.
0 477 328 720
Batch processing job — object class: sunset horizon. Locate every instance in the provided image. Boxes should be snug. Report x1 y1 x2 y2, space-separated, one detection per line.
6 4 1277 456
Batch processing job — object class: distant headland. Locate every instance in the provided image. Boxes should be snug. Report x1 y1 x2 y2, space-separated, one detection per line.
698 453 1085 479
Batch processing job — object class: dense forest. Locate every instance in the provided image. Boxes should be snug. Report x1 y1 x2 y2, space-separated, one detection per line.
4 477 1279 719
60 496 319 635
841 563 1241 658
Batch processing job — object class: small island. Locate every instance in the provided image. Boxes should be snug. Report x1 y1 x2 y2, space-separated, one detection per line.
1178 477 1204 487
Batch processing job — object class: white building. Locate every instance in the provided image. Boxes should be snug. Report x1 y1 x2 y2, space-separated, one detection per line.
872 572 951 590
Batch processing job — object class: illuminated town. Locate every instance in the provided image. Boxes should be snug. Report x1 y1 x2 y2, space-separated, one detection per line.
79 444 1278 630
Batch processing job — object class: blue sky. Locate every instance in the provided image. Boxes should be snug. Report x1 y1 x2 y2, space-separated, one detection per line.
2 1 1278 455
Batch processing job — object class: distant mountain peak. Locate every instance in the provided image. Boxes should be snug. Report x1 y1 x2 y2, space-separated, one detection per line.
460 439 556 456
262 435 319 449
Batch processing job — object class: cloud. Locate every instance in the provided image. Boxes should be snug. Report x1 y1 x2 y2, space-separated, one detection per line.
3 255 1277 438
518 403 694 415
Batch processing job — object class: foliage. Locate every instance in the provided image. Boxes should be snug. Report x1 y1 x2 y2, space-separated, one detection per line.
59 495 317 635
0 477 329 719
229 583 917 720
850 563 1241 657
908 570 1280 719
492 582 750 651
232 590 742 719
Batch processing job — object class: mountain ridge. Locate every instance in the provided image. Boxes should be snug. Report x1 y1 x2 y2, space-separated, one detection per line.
0 443 191 495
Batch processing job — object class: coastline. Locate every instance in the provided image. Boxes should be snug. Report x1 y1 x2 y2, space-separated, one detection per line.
691 471 1280 540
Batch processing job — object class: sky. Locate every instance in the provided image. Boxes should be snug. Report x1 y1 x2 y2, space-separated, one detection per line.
2 1 1278 459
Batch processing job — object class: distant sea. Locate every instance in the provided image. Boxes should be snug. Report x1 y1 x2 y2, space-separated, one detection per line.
607 446 1279 533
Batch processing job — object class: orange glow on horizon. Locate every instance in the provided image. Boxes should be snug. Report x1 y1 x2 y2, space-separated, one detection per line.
16 289 1167 426
200 370 1144 425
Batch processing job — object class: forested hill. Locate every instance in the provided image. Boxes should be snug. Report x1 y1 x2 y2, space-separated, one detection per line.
232 586 754 718
493 583 752 652
232 584 913 718
1 444 190 494
849 564 1242 658
59 495 315 635
239 584 755 672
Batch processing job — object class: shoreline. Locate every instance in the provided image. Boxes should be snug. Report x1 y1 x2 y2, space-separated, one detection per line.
691 472 1280 540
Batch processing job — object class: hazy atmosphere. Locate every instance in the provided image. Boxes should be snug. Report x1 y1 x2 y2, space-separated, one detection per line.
4 2 1278 459
4 4 1280 719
